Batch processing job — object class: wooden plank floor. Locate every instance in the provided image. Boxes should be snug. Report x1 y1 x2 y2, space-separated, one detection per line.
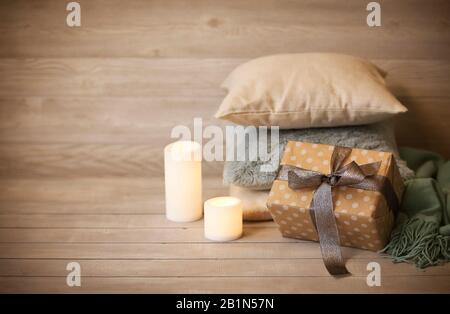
1 0 449 294
0 177 449 293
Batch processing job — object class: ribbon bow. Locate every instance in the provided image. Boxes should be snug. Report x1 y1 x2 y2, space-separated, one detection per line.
277 146 399 275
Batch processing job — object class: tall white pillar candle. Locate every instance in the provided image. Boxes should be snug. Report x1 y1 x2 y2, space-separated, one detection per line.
164 141 202 222
204 197 243 241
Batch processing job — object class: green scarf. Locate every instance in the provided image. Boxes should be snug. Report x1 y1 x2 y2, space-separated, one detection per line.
381 147 450 267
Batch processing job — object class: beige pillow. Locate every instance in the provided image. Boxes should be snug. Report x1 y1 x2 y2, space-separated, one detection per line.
215 53 407 128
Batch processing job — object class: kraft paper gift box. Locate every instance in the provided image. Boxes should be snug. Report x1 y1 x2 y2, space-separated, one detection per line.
267 141 404 274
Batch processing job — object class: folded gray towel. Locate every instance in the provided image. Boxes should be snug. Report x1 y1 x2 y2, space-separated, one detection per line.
223 122 415 190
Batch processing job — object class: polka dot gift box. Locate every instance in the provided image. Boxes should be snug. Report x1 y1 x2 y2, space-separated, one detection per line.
267 141 404 274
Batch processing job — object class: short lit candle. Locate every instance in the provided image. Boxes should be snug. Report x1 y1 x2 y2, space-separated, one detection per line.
164 141 202 222
204 197 243 241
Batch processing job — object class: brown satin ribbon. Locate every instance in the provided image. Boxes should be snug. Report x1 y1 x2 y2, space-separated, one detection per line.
276 146 399 276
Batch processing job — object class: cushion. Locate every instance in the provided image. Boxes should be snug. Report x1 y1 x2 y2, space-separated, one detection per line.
223 122 415 190
215 53 407 128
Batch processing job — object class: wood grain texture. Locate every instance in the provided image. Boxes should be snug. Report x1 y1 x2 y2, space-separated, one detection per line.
0 96 222 144
1 0 449 59
0 143 223 178
395 97 450 155
0 58 448 157
0 242 379 259
0 97 448 181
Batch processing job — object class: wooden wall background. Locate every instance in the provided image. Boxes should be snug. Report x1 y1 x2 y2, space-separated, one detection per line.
0 0 449 182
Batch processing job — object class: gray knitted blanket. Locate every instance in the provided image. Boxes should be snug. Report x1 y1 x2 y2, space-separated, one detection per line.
223 122 415 190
